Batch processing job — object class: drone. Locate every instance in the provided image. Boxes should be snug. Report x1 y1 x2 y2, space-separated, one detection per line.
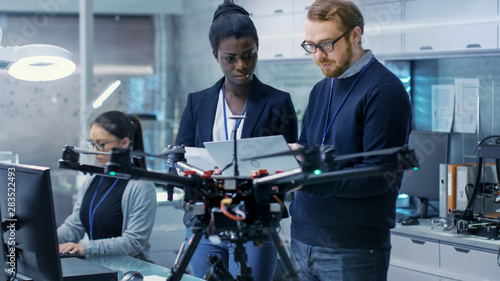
58 142 418 281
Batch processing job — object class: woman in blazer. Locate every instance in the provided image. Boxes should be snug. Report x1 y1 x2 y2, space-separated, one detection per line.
174 1 298 280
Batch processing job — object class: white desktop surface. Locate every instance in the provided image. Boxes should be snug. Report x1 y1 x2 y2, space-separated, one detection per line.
392 219 500 251
87 255 203 281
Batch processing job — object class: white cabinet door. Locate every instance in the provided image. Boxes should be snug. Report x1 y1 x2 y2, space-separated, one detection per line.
366 0 499 55
293 12 306 33
293 0 313 13
388 266 440 281
440 243 500 281
405 22 497 53
293 35 310 59
253 14 294 36
391 234 440 271
405 0 497 23
241 0 294 17
364 28 402 56
404 0 498 54
258 37 295 60
363 2 403 55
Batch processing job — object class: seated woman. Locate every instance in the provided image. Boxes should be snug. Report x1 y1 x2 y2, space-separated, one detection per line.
57 110 157 262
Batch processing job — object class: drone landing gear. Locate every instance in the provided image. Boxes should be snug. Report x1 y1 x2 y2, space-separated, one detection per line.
166 224 300 281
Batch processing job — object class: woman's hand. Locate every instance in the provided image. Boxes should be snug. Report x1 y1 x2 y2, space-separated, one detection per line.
59 242 85 256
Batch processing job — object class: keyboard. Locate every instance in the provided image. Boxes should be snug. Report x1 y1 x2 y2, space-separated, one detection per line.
59 252 85 259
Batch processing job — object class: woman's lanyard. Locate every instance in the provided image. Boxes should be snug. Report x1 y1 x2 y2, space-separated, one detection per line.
88 177 120 240
322 57 375 146
222 81 250 140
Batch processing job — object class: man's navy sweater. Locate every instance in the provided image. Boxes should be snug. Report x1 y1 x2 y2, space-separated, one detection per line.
289 57 412 250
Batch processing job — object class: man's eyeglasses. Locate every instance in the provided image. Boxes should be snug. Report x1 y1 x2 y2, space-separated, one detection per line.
301 30 350 54
86 138 120 151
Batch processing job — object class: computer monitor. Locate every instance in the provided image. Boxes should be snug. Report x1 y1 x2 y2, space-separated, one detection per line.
399 130 449 217
0 221 5 281
0 162 63 281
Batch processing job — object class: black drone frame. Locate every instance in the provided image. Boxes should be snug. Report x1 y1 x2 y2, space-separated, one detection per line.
58 144 418 281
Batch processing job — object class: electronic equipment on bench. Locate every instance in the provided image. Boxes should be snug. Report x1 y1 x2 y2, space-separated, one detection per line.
453 139 500 240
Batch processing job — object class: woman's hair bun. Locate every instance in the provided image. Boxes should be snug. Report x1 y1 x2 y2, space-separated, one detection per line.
212 0 249 23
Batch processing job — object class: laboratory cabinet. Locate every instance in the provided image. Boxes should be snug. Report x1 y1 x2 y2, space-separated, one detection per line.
404 22 498 53
363 1 403 56
389 221 500 281
440 242 500 281
368 0 499 56
240 0 500 60
242 0 362 60
248 2 309 60
243 0 294 16
252 12 299 60
258 36 297 60
388 266 441 281
390 235 440 273
405 0 497 23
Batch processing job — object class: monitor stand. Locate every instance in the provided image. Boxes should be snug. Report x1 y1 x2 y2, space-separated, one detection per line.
1 207 8 281
412 197 439 218
0 243 6 281
414 198 430 218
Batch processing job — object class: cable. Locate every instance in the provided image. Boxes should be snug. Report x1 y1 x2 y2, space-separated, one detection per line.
219 160 234 175
497 246 500 267
465 183 474 201
220 198 244 221
272 194 285 211
472 135 500 156
234 209 247 220
478 135 500 146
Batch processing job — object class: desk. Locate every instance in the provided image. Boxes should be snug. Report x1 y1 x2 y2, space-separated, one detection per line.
389 219 500 281
87 255 204 281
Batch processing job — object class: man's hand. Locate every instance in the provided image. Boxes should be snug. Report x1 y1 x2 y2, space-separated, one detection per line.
288 143 304 191
288 143 304 162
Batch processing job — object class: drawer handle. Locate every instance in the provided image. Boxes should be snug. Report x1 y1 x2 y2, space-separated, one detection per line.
466 43 482 48
454 247 470 254
410 239 426 245
274 9 284 13
419 46 433 51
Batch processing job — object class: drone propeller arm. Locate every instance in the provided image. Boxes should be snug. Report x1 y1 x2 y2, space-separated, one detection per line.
253 168 303 190
58 145 200 188
255 146 417 193
254 164 399 191
106 166 200 188
59 154 199 187
58 160 108 176
175 161 205 175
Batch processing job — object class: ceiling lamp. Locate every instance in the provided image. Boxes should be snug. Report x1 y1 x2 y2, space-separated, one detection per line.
0 28 76 81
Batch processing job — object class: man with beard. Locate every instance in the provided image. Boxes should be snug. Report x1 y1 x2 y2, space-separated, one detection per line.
287 0 412 280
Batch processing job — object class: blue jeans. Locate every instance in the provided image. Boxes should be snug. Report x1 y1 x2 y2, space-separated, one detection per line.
185 228 277 280
291 239 390 281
